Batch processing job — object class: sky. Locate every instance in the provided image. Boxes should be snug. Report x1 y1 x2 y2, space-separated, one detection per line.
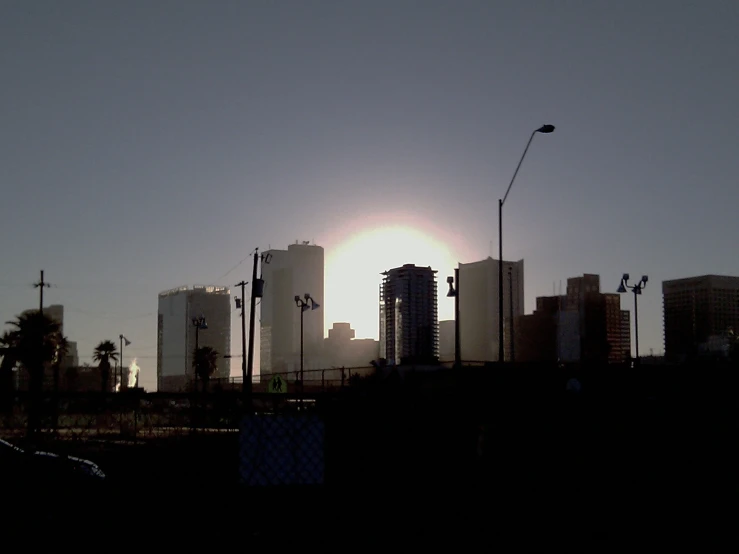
1 1 738 390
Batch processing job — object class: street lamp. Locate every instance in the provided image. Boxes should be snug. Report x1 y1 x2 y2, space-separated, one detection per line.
446 270 461 368
294 293 320 387
498 124 555 363
617 274 648 365
191 315 208 386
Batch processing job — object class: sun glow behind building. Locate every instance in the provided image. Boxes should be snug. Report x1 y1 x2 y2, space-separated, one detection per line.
324 225 461 341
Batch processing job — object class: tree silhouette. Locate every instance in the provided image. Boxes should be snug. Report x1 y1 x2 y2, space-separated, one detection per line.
64 366 79 392
52 335 69 396
192 346 218 394
93 340 118 394
3 311 63 435
0 331 18 411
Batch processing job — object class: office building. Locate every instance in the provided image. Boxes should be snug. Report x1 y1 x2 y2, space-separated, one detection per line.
619 309 632 362
515 275 630 364
458 257 524 362
380 264 438 365
567 274 630 363
438 320 455 363
324 322 379 369
663 275 739 361
566 275 630 363
157 285 231 392
260 242 324 378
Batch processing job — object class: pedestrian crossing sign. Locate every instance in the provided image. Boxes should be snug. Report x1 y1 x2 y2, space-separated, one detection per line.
268 375 286 394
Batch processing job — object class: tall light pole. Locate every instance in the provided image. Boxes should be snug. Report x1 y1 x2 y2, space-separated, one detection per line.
294 293 320 387
446 270 461 369
191 315 207 387
119 334 131 390
618 274 648 366
498 124 555 363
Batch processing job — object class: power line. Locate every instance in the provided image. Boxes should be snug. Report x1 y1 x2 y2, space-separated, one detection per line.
64 308 156 320
216 248 258 281
0 283 34 289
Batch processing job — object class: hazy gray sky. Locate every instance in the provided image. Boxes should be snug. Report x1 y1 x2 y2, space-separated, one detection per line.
2 1 738 389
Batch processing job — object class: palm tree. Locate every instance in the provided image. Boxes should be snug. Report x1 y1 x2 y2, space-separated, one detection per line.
0 331 18 411
93 340 118 393
52 335 69 396
3 311 63 435
192 346 219 394
5 312 62 389
50 335 68 430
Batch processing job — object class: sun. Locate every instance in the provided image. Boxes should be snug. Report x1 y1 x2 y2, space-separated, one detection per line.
324 225 459 340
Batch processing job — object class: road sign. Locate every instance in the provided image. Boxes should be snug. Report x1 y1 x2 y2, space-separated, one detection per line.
268 375 286 394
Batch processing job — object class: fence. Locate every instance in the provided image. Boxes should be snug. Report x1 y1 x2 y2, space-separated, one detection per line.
4 363 734 493
0 390 322 440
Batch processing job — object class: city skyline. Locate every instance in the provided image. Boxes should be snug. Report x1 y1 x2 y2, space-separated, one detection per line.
2 1 738 389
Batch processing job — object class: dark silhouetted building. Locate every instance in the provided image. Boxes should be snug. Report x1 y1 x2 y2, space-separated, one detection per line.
663 274 739 361
380 264 438 365
324 322 379 369
516 274 630 364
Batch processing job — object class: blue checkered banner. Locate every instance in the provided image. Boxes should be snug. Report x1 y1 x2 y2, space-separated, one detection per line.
239 414 325 486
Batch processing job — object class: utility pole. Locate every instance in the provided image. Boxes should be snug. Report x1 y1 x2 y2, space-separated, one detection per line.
236 280 248 388
33 270 51 316
245 250 259 398
243 249 270 400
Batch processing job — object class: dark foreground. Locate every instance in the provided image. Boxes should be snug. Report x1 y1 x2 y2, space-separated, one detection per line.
4 370 737 548
7 412 736 547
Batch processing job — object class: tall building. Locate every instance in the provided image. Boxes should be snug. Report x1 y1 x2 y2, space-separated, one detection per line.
515 275 630 364
620 310 632 361
662 275 739 361
157 285 231 392
605 293 631 363
380 264 438 365
324 322 379 369
457 257 524 362
566 274 631 363
438 320 456 362
260 242 324 378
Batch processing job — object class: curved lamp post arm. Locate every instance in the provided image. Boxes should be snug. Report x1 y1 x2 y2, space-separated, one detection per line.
502 131 536 207
501 125 555 207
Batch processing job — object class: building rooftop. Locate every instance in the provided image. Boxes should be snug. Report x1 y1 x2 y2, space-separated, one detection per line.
158 285 230 297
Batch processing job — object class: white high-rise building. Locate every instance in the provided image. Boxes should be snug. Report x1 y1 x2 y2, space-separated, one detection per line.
157 285 231 391
260 242 324 379
458 257 524 362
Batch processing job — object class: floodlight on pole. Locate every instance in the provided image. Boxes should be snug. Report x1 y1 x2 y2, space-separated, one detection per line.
618 274 648 365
